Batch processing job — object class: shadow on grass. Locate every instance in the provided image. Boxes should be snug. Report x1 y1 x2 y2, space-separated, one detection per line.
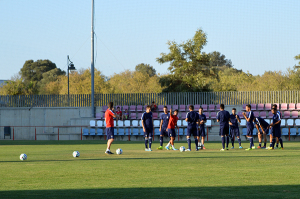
1 185 299 199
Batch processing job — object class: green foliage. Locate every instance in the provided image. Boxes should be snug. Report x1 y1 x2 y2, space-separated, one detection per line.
208 51 233 68
295 54 300 65
135 63 156 77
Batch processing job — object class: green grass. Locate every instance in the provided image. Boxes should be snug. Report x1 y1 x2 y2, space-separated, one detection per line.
0 140 300 199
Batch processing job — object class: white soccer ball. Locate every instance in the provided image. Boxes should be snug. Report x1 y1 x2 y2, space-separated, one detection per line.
116 148 123 155
20 153 27 161
72 151 80 158
198 142 203 150
180 146 185 152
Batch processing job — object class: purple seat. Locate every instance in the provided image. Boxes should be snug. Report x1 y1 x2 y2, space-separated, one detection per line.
242 104 247 111
137 105 143 112
166 105 171 110
288 103 295 110
179 105 186 112
208 104 215 111
216 104 220 110
130 113 137 119
201 104 208 111
101 105 108 112
251 104 257 111
210 112 217 119
291 111 298 118
282 111 290 119
122 105 128 111
281 103 288 111
130 105 136 112
260 111 267 119
179 112 186 119
173 105 179 110
267 111 273 118
265 103 271 110
238 111 244 119
203 112 209 118
158 105 164 112
253 111 259 118
96 113 102 119
194 104 201 110
257 104 264 111
153 112 158 119
138 112 143 119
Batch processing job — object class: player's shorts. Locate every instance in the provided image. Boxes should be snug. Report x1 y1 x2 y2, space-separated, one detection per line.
258 128 269 135
272 127 281 138
246 127 254 136
160 127 168 136
198 128 206 137
106 127 114 140
144 128 153 138
168 129 176 138
219 126 229 136
187 127 197 137
230 128 240 137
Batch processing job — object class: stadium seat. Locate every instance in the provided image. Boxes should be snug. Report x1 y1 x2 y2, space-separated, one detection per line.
130 113 137 119
154 128 160 135
90 120 96 127
281 119 286 127
242 104 247 111
238 111 244 119
114 120 117 127
280 103 288 111
210 112 216 119
182 120 188 126
95 113 102 119
242 128 247 136
179 105 186 112
283 111 291 119
202 104 208 111
203 112 210 119
177 120 182 127
216 104 220 110
124 120 131 127
296 103 300 110
96 128 103 136
178 128 184 135
118 120 124 127
83 128 89 136
153 112 158 119
194 104 201 110
131 120 138 127
137 105 143 112
240 119 246 126
97 120 103 127
253 111 259 118
90 129 96 136
265 103 272 110
122 105 128 111
167 105 172 110
288 103 295 110
257 104 264 111
291 111 298 118
206 120 212 127
173 105 179 110
267 111 273 118
287 119 294 126
179 112 186 119
282 128 289 136
101 105 108 112
118 128 126 136
137 113 143 119
103 121 106 126
264 119 271 124
208 104 215 111
131 128 139 136
295 119 300 126
153 120 160 127
158 105 164 112
260 111 267 119
251 104 257 111
130 105 136 112
290 128 297 136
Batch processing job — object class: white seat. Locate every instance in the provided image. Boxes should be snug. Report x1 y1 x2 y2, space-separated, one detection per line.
177 120 182 126
264 119 271 124
96 120 103 127
206 120 212 127
295 119 300 126
153 120 160 127
114 120 117 126
280 119 286 127
90 120 96 127
240 119 246 126
182 120 188 126
118 120 124 127
124 120 131 127
286 119 294 126
131 120 138 127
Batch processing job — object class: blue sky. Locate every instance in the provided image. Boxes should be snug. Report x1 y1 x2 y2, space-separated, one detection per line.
0 0 299 80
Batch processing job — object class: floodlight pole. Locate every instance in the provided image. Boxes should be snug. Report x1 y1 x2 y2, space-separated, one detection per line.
67 55 70 99
91 0 95 117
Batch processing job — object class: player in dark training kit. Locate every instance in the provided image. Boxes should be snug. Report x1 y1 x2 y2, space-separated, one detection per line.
243 104 255 151
254 116 269 148
185 105 200 151
142 105 154 151
217 104 231 151
157 106 170 150
197 107 207 149
268 108 283 150
229 108 242 149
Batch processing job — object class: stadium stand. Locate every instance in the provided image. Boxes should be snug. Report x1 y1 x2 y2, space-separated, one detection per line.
97 120 103 127
288 103 295 110
154 128 160 136
83 128 89 136
253 111 259 118
283 111 291 119
130 105 136 112
90 129 96 136
158 105 164 111
130 113 137 119
137 105 143 112
203 112 209 119
257 103 264 110
281 119 286 126
238 111 244 119
153 120 160 127
242 104 247 111
291 111 298 118
251 103 257 111
216 104 220 110
96 113 102 119
296 103 300 110
202 104 208 111
260 111 267 118
210 112 217 119
131 128 139 136
206 120 212 127
286 119 294 126
242 128 247 136
137 113 143 119
267 111 273 118
153 112 158 119
122 105 128 111
90 120 96 127
295 119 300 126
173 105 179 110
194 104 201 110
101 105 108 112
280 103 288 111
118 128 126 136
96 128 103 136
208 104 215 111
167 105 172 110
179 105 186 112
178 128 184 136
282 128 289 136
131 120 138 127
240 119 246 126
265 103 272 110
290 128 297 136
118 120 124 127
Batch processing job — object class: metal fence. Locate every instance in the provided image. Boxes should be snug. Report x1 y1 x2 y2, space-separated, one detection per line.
1 91 300 107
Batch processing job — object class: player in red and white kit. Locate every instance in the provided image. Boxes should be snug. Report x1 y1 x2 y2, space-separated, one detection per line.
165 108 179 150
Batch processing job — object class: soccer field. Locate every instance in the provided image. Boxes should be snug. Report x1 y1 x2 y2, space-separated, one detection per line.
0 140 300 199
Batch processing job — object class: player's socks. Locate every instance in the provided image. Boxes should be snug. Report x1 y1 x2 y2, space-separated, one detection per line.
238 138 241 146
160 136 163 147
264 142 266 147
279 138 283 148
269 143 272 147
272 138 276 149
149 137 152 149
166 142 170 147
221 137 225 149
231 138 234 147
226 136 229 148
259 142 261 147
195 139 198 149
276 144 279 148
187 138 191 150
249 137 253 148
145 139 148 149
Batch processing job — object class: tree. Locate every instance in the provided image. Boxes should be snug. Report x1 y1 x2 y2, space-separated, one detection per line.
135 63 156 77
39 68 67 94
295 54 300 65
208 51 233 68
